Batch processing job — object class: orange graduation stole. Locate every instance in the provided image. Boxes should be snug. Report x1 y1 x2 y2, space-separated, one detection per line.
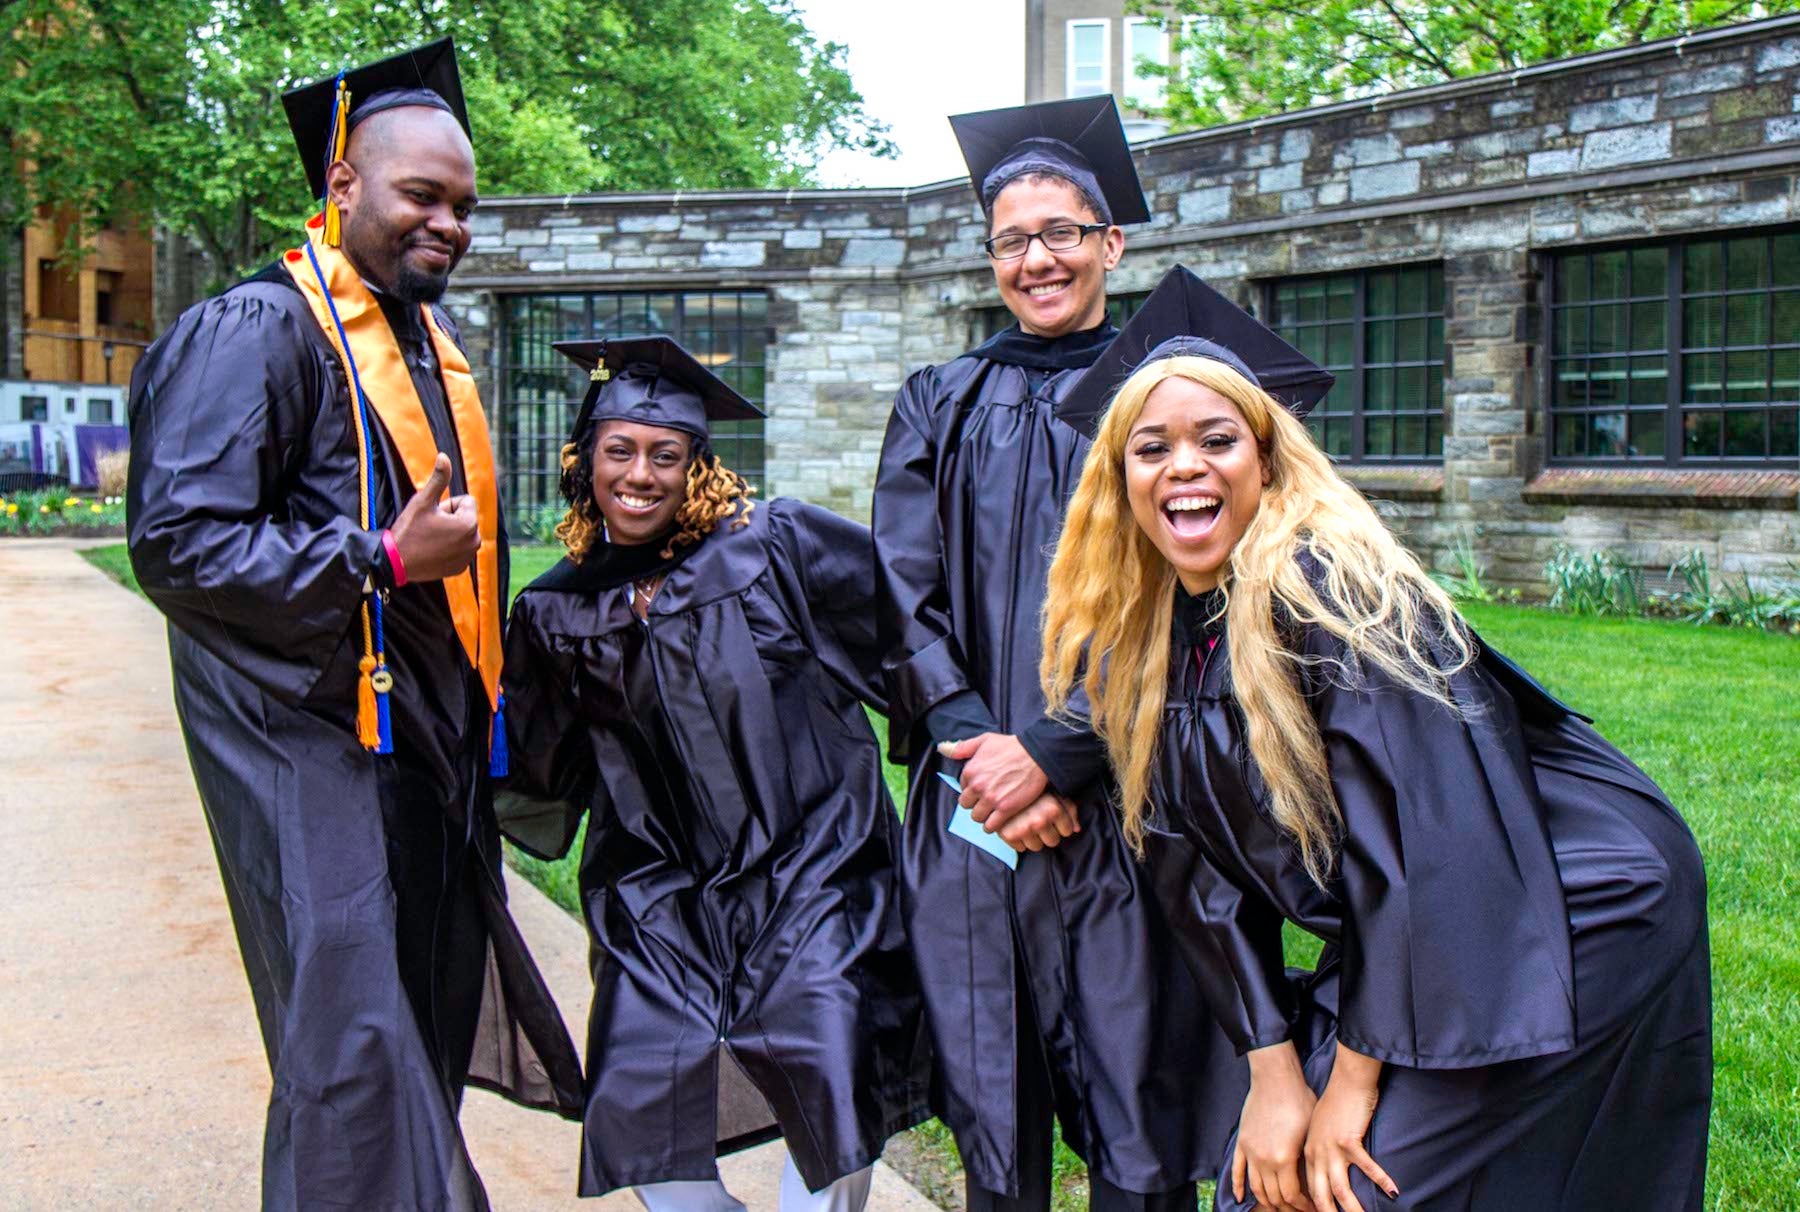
281 216 505 769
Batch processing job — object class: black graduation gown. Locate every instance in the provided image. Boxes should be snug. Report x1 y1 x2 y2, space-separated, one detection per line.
871 326 1248 1197
498 498 931 1195
1155 589 1713 1210
126 270 585 1212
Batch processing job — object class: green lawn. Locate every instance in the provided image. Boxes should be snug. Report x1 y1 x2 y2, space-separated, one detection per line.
88 539 1800 1209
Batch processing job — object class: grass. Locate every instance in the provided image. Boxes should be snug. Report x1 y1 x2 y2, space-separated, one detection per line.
89 540 1800 1209
79 543 141 594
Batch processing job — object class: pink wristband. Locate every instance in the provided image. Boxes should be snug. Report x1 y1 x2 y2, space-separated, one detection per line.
381 529 408 588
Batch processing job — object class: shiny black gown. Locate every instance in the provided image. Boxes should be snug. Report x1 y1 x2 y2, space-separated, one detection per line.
126 268 584 1212
1156 588 1712 1210
498 498 931 1195
872 325 1248 1198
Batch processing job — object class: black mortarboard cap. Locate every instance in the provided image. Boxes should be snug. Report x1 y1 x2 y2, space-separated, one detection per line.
282 38 470 201
949 96 1150 225
1055 265 1337 438
555 337 765 452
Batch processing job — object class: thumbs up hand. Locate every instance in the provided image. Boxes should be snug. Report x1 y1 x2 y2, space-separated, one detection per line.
390 452 480 582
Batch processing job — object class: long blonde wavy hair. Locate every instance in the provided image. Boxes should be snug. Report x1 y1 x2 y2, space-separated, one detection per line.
555 428 755 562
1040 355 1472 884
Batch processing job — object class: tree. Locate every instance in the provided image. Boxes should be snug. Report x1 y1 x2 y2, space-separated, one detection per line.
1129 0 1800 130
0 0 892 281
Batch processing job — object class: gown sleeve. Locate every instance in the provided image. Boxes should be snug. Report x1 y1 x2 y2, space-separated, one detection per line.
872 367 990 759
1148 824 1300 1055
764 498 889 713
1300 622 1578 1069
126 287 384 704
494 591 599 861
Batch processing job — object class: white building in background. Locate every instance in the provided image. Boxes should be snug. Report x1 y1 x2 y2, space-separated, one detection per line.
1024 0 1176 140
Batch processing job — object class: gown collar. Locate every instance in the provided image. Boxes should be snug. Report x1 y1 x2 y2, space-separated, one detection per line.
526 528 693 595
1173 584 1227 648
968 320 1117 370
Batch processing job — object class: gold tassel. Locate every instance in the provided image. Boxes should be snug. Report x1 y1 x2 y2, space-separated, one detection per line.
357 653 381 749
322 77 351 247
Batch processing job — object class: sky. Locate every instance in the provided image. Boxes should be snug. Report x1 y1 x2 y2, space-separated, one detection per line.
792 0 1026 189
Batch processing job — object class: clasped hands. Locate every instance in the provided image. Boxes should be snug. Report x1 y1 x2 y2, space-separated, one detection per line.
1234 1041 1399 1212
935 732 1080 852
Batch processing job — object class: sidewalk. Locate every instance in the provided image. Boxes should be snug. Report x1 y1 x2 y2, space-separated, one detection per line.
0 539 937 1212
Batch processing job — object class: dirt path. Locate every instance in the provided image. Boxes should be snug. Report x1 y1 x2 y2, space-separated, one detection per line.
0 539 937 1211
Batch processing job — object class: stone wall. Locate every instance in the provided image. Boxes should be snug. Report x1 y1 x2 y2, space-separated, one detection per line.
453 15 1800 589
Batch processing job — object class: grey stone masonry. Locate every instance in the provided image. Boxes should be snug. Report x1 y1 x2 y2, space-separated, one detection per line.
451 16 1800 590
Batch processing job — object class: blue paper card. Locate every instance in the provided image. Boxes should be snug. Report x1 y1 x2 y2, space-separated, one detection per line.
937 772 1019 870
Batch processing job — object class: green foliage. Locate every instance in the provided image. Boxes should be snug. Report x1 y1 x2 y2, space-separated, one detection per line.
1543 543 1645 616
0 489 125 536
519 504 569 547
1669 550 1800 631
1430 527 1519 604
1129 0 1800 130
0 0 892 280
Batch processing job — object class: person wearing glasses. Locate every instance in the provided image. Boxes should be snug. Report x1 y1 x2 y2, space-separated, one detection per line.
870 98 1248 1212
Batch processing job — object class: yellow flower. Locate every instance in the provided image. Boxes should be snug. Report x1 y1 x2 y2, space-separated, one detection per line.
39 505 50 513
90 504 103 514
64 497 80 508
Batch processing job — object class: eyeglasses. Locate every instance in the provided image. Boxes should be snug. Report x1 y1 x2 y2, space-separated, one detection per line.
983 223 1109 261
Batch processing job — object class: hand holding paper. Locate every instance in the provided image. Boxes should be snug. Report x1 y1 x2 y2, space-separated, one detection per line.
938 771 1019 870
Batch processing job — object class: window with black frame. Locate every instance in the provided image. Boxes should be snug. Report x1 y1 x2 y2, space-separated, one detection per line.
1268 265 1445 463
498 290 768 531
968 291 1150 347
1549 231 1799 464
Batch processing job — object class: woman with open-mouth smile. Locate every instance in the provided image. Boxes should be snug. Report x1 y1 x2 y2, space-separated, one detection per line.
1040 266 1712 1212
497 336 928 1212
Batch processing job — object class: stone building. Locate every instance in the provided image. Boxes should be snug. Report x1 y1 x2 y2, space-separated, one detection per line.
451 14 1800 590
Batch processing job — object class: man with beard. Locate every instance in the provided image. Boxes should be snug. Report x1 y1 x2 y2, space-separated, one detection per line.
126 40 582 1211
871 97 1249 1212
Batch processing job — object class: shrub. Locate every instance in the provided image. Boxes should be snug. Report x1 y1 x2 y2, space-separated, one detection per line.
1542 544 1644 616
1431 528 1519 604
522 501 567 545
96 450 130 499
1669 550 1800 632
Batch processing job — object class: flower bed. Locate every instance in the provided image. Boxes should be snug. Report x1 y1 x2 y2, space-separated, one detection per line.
0 490 127 537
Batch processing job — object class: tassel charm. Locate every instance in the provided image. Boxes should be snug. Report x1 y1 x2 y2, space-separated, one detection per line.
488 695 509 779
374 667 394 755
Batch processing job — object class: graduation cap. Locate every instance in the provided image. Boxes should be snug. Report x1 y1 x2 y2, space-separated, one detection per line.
949 96 1150 226
1055 265 1337 438
554 336 765 452
281 38 470 243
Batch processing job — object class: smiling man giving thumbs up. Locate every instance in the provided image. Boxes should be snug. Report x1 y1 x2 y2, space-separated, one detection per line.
124 39 581 1212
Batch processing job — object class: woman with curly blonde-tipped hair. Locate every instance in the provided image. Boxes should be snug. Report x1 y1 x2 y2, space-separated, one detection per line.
1040 268 1711 1212
498 337 929 1212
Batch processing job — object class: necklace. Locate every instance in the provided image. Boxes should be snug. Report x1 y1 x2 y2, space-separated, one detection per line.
632 574 663 610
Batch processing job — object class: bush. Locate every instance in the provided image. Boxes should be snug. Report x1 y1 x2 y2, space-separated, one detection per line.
96 450 130 499
522 502 567 544
1668 550 1800 632
1431 528 1519 604
1542 544 1645 616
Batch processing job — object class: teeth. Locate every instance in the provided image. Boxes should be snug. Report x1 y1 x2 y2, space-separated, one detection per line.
1165 497 1219 512
1027 283 1067 296
618 494 657 509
